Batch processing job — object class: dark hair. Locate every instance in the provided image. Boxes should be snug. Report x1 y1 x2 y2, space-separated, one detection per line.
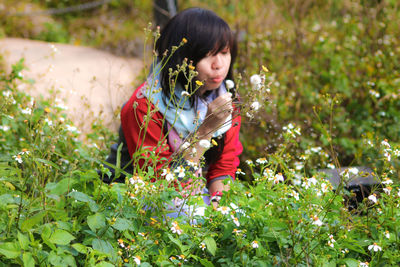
155 7 237 106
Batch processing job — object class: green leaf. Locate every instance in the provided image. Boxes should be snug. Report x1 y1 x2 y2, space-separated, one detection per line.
92 238 114 256
0 242 20 259
111 218 133 231
72 243 87 254
36 158 60 170
167 234 184 253
46 178 76 195
87 213 106 232
48 229 75 245
41 224 56 250
200 258 215 267
21 211 46 232
18 231 30 250
204 236 217 256
68 191 95 203
97 262 115 267
338 258 359 267
22 252 35 267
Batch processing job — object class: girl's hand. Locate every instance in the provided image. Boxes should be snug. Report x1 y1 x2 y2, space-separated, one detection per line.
200 92 233 136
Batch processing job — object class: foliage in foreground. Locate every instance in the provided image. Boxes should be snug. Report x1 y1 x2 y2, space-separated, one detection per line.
1 61 400 266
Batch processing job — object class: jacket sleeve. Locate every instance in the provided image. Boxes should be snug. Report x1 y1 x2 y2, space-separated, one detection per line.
120 84 173 171
206 114 243 183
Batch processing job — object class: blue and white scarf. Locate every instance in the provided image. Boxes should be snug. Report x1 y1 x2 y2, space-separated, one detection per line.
142 66 231 139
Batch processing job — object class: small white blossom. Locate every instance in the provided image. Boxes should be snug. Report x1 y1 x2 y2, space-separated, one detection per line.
245 159 254 166
170 221 183 235
225 79 235 90
384 230 390 239
250 74 262 86
217 206 231 215
381 140 390 148
251 240 259 248
174 166 186 178
0 125 10 131
272 173 284 184
382 177 393 185
311 215 323 226
250 101 261 111
133 256 141 265
359 262 369 267
199 242 206 251
199 139 211 149
13 154 23 164
368 194 377 203
231 215 240 227
383 150 391 162
181 91 190 97
181 142 190 150
383 186 392 195
21 107 32 115
255 157 267 164
161 168 175 182
327 234 336 248
368 243 382 252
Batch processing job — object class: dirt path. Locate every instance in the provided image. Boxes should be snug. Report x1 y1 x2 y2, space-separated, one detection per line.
0 37 143 137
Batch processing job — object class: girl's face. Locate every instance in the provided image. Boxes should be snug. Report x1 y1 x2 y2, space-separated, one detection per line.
196 47 231 95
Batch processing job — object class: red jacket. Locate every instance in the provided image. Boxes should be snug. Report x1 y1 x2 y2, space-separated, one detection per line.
120 83 243 184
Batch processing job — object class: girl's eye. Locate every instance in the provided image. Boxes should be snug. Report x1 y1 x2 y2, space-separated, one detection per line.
221 48 230 54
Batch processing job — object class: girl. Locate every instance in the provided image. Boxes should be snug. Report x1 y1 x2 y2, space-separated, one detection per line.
103 7 242 206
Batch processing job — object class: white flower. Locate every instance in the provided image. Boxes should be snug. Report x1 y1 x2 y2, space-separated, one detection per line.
236 168 245 175
181 91 190 97
231 215 240 227
0 125 10 131
255 157 267 164
290 190 299 201
199 139 211 149
133 256 141 265
250 101 261 111
384 230 390 239
199 242 206 251
368 242 382 252
381 140 390 148
13 154 23 164
251 241 259 248
327 234 336 248
245 159 254 166
250 74 262 86
21 108 32 115
383 186 392 195
225 79 235 90
170 221 183 235
217 206 231 215
181 142 190 150
272 173 284 184
311 215 323 226
174 166 186 178
294 161 304 170
382 177 393 185
384 150 391 162
161 168 175 182
348 167 359 175
368 194 377 203
186 160 198 170
327 163 335 169
359 262 369 267
394 149 400 157
65 125 80 133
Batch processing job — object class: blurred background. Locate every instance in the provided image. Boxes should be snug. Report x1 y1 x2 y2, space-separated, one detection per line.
1 0 400 179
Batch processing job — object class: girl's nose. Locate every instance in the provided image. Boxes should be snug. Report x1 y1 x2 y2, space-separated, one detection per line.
212 54 223 70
